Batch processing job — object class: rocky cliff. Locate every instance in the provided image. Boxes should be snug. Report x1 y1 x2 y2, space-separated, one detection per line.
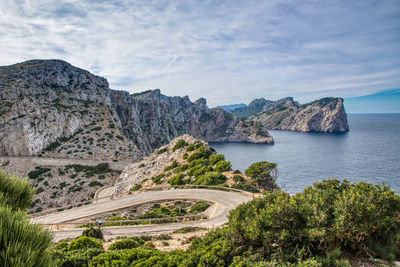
248 97 349 132
109 89 273 155
0 60 142 160
0 59 272 159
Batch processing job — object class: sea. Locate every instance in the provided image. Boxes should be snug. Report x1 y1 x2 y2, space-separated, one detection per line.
210 113 400 194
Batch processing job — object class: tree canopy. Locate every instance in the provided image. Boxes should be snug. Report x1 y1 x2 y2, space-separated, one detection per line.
244 161 278 189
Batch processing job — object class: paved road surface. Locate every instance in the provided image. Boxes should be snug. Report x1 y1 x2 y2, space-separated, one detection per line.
32 189 253 241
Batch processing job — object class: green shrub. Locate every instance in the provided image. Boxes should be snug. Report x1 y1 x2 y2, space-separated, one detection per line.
232 182 259 193
187 146 212 162
195 172 226 185
82 226 104 240
214 160 232 172
52 248 104 267
0 169 35 210
164 160 179 171
156 148 168 154
0 205 54 266
43 140 61 151
36 187 44 194
109 237 145 250
209 154 225 165
173 163 189 173
27 167 51 179
233 175 245 183
186 144 195 152
116 135 124 141
228 179 400 263
90 126 102 131
88 181 103 187
130 184 142 191
151 174 165 184
316 248 349 267
189 166 207 177
172 139 188 151
139 163 145 168
68 236 103 250
189 202 211 213
168 174 186 186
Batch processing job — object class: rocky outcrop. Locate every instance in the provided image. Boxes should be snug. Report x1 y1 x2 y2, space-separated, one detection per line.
0 59 273 159
249 97 349 132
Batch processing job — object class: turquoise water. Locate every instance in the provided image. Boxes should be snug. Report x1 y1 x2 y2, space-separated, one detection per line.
210 114 400 194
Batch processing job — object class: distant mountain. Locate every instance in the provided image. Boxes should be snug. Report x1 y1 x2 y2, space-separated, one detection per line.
214 103 246 112
229 98 299 118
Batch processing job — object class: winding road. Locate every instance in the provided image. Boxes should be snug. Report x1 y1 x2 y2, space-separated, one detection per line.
32 189 253 241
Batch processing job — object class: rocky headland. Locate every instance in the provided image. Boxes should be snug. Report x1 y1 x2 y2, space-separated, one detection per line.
229 97 349 132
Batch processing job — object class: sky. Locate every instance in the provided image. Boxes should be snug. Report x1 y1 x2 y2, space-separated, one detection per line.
344 89 400 113
0 0 399 110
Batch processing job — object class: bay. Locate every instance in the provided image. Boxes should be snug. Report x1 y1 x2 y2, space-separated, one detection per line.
210 113 400 194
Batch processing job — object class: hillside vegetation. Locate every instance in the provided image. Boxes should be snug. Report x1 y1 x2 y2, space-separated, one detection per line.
51 179 400 266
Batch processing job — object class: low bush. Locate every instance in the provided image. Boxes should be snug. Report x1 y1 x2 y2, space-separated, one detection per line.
231 182 259 193
172 139 188 151
195 172 226 185
164 160 179 171
214 160 232 172
68 236 103 250
88 181 103 187
108 237 145 250
27 167 51 179
168 174 186 186
0 169 35 210
233 175 245 183
151 174 165 184
82 226 104 240
43 140 61 151
130 184 142 191
186 144 195 152
187 146 212 162
173 163 189 173
189 202 211 214
228 179 400 263
156 148 168 154
209 154 225 166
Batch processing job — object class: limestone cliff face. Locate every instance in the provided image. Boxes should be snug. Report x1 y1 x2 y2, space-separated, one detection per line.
0 60 142 160
109 89 273 155
249 97 349 132
0 59 272 159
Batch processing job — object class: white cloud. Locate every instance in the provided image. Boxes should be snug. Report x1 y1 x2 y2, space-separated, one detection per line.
0 0 399 106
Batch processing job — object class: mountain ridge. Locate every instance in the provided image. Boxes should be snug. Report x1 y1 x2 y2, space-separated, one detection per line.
0 59 273 159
